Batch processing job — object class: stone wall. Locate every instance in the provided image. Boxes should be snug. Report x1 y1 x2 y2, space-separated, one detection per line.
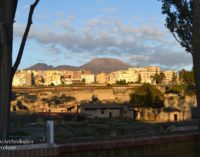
164 93 197 109
0 134 198 157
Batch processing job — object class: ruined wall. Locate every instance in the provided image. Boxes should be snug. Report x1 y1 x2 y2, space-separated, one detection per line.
164 93 197 109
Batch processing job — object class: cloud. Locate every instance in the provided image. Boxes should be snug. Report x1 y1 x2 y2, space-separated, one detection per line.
42 44 61 55
14 17 192 69
128 52 192 69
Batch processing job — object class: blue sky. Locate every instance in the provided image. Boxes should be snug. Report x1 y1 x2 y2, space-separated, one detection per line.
13 0 192 70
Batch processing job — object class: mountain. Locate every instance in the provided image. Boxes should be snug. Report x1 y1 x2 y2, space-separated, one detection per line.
54 65 80 71
80 58 132 74
26 58 132 73
27 63 80 71
26 63 53 70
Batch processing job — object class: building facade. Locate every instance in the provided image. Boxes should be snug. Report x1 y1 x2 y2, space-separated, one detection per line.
96 73 109 84
81 74 95 84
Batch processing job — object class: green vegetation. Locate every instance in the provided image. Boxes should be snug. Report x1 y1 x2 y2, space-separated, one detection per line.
81 78 86 83
116 79 141 85
130 83 164 108
115 80 127 85
166 84 196 96
166 84 186 94
179 69 194 84
171 72 177 83
185 84 196 96
151 72 166 84
136 74 142 84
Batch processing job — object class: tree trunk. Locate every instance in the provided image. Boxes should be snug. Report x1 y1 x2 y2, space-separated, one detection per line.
193 0 200 149
0 0 14 140
0 31 12 140
0 0 38 139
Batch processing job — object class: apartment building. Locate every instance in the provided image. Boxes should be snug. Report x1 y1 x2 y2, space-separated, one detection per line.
12 66 177 87
163 70 176 83
108 71 120 84
81 74 95 84
44 70 62 86
96 73 109 84
13 70 33 87
108 66 160 84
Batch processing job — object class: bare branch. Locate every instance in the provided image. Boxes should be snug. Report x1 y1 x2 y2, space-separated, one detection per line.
172 32 182 44
12 0 40 78
13 0 18 21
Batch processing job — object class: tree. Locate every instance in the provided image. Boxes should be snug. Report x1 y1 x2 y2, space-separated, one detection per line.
136 74 142 83
166 84 195 96
151 72 166 84
159 0 200 144
159 0 192 53
171 72 177 83
160 72 166 84
130 83 164 108
0 0 39 139
179 69 194 84
115 79 127 85
82 78 86 83
151 73 159 84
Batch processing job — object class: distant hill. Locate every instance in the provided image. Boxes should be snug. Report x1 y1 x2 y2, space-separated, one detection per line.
54 65 80 71
26 58 132 73
26 63 53 70
27 63 80 71
80 58 132 74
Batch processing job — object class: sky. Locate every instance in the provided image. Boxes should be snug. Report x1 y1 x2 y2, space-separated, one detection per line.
13 0 193 70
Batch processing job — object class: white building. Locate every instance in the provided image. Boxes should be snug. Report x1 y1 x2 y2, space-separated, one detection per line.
81 74 95 84
13 70 33 87
44 70 62 86
163 70 177 83
108 66 160 84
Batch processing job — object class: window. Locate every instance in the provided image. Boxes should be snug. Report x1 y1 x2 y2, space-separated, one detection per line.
101 109 104 114
109 112 112 118
174 114 178 121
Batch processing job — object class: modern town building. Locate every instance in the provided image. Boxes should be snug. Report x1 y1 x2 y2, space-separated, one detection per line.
13 70 33 86
96 73 109 84
12 66 177 87
81 74 95 84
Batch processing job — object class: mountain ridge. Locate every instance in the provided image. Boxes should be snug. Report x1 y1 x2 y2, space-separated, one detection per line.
26 58 133 73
